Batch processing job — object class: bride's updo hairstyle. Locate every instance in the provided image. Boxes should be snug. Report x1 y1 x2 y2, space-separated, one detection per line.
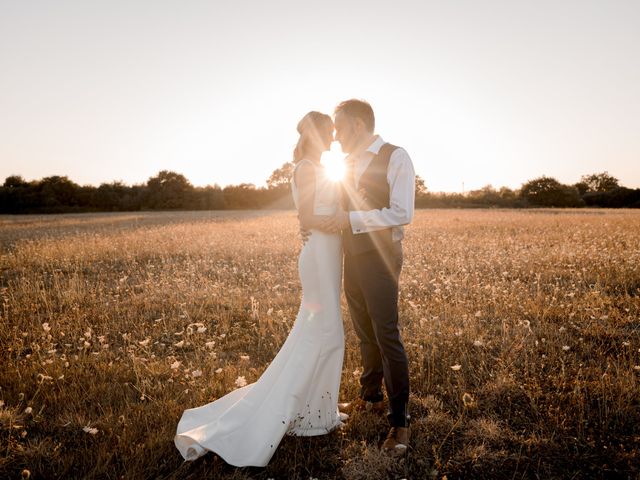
293 111 333 163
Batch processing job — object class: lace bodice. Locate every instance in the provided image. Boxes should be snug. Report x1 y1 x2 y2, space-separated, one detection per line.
291 159 339 215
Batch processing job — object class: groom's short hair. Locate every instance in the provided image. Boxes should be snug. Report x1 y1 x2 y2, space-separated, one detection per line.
335 99 375 132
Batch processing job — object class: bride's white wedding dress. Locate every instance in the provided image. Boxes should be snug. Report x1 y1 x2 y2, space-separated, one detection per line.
175 159 344 467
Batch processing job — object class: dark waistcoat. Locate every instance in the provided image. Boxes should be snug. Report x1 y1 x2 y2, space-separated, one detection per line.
342 143 399 256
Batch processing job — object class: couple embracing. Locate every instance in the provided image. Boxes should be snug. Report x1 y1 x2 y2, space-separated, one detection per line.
175 99 415 467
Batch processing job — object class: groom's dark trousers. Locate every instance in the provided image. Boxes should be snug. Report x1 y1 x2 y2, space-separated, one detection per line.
342 143 410 428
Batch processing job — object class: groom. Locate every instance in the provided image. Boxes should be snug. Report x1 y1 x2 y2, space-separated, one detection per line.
327 99 415 456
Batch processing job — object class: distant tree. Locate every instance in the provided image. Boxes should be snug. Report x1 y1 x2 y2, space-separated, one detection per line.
573 181 590 196
583 187 640 208
223 183 261 209
94 181 130 210
267 162 295 189
520 176 584 207
466 184 500 206
415 175 428 195
3 175 28 188
579 172 620 193
39 176 81 210
192 185 224 210
145 170 193 209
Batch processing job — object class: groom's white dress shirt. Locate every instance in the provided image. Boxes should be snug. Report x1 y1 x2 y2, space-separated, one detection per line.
348 136 415 242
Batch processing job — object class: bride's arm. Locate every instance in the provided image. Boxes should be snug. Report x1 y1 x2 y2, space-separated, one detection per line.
294 162 330 230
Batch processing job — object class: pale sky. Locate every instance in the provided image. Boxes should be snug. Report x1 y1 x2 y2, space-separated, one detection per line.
1 0 639 192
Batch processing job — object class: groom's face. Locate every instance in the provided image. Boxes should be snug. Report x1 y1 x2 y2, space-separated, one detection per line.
334 111 360 154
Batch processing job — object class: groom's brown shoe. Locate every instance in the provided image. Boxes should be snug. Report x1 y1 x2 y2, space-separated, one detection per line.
338 398 386 416
382 426 410 457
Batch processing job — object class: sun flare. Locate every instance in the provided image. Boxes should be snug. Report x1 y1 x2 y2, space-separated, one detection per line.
321 142 346 182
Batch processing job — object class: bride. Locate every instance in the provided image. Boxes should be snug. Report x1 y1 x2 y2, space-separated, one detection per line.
175 111 346 467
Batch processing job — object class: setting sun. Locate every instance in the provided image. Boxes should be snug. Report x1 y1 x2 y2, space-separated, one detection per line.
321 142 346 182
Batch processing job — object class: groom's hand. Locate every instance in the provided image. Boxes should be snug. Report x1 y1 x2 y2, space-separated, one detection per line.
317 215 338 233
332 210 351 232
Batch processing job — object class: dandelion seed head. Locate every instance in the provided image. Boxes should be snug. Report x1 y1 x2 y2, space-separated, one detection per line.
235 376 247 387
462 392 475 408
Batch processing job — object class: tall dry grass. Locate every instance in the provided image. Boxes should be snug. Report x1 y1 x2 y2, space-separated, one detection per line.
1 209 639 479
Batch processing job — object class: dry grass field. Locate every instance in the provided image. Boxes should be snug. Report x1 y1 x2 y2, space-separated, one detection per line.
1 209 639 479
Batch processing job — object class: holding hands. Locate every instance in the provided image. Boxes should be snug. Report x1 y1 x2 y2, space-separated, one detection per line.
299 210 351 244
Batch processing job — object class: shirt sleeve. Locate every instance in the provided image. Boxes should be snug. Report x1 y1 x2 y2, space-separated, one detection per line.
348 147 415 234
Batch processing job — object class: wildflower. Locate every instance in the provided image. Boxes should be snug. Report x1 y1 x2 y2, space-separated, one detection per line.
450 364 462 371
191 369 203 378
36 374 53 383
235 376 247 387
462 392 476 408
170 361 181 370
83 426 98 435
562 345 570 351
197 326 207 334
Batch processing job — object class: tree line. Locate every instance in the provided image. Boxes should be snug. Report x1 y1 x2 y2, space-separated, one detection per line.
1 166 638 214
